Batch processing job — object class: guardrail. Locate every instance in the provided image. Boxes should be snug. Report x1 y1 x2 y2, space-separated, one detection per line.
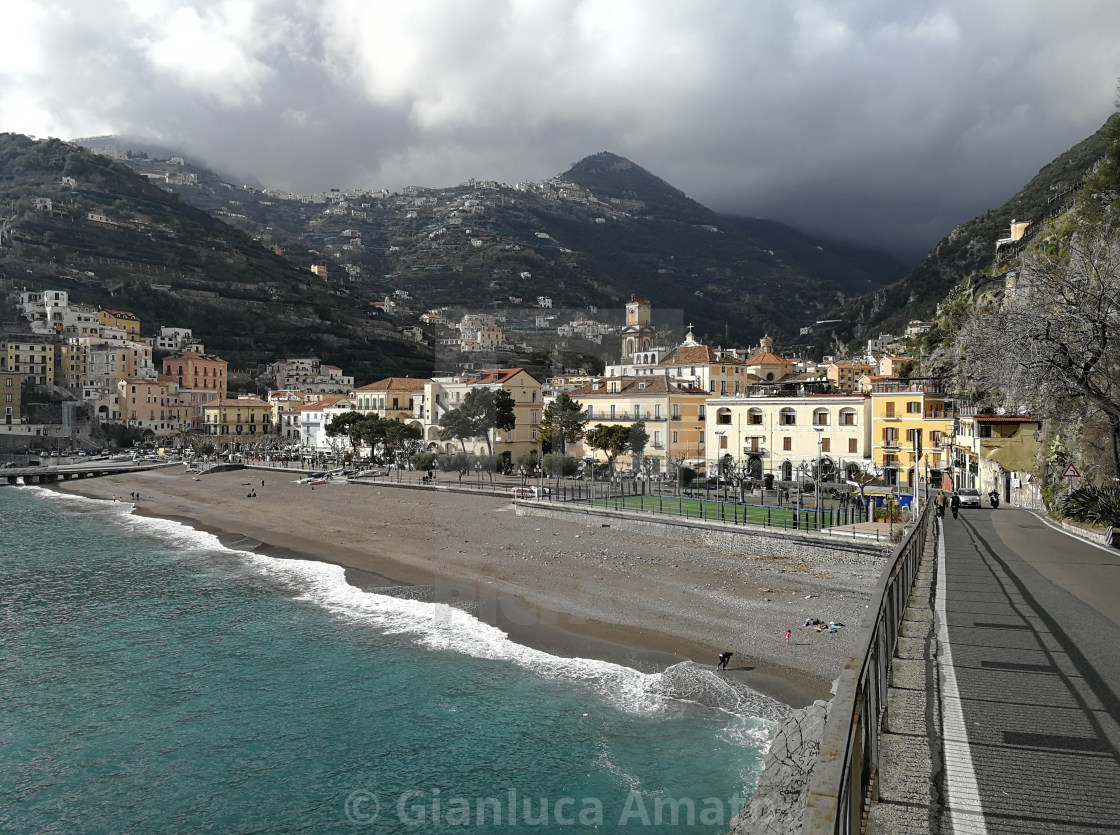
803 501 933 833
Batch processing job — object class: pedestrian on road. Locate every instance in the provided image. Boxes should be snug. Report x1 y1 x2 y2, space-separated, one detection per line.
785 629 792 645
935 490 947 518
950 492 960 519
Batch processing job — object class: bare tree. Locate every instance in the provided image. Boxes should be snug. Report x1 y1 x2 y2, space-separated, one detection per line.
957 227 1120 476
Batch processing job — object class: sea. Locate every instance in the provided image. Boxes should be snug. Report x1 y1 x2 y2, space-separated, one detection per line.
0 485 786 833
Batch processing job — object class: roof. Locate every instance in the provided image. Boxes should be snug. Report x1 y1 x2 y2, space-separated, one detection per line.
463 368 537 385
354 377 431 392
102 309 139 321
568 376 707 396
211 397 269 408
658 345 744 366
743 351 787 365
970 414 1041 423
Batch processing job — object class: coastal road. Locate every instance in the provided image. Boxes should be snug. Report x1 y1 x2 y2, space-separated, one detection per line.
937 507 1120 834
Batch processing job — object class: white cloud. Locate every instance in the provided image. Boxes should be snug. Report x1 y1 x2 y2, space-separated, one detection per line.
0 0 1117 260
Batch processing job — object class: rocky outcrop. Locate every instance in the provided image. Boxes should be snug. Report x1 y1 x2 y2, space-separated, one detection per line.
730 698 832 835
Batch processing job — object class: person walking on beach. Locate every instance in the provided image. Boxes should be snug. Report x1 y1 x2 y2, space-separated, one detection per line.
717 651 733 670
785 629 792 646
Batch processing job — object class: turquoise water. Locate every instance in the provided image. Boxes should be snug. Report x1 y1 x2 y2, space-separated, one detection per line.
0 487 784 833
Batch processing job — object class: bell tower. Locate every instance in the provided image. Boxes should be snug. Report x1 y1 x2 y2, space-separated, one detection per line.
621 294 654 362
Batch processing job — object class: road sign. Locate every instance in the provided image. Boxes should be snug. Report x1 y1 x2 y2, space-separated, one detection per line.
1062 463 1081 478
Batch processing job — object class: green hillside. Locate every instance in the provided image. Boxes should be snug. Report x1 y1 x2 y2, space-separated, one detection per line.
0 133 432 381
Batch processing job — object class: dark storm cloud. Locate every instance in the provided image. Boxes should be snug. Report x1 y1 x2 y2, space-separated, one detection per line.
3 0 1117 262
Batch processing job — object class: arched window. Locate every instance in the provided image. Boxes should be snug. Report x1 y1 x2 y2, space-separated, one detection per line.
716 407 733 425
747 408 763 425
780 461 793 480
839 408 858 426
812 408 830 426
779 408 797 426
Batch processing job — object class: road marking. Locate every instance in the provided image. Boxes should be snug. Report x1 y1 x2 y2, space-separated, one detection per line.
1030 510 1118 555
936 517 990 834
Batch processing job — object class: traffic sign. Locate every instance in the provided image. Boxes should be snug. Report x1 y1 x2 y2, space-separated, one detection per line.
1062 463 1081 478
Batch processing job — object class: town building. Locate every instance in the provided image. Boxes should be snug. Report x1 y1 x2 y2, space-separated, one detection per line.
116 377 185 435
869 379 954 490
566 375 709 473
163 353 228 426
2 372 27 426
2 339 55 386
203 396 273 446
703 393 872 482
952 413 1043 507
422 369 542 463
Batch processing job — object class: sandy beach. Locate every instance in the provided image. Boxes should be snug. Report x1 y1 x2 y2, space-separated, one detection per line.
47 466 889 707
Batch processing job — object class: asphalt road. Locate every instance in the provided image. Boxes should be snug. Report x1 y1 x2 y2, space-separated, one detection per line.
938 507 1120 834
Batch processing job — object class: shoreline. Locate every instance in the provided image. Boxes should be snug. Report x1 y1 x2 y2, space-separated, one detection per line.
42 467 885 708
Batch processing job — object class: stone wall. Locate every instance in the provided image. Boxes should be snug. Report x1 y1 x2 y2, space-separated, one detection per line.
517 502 889 562
729 698 832 835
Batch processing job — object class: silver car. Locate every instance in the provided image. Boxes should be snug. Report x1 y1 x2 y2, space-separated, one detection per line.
957 488 982 508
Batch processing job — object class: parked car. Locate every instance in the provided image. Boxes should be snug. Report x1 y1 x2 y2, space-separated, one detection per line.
957 488 982 508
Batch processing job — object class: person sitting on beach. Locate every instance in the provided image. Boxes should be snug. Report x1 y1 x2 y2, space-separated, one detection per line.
717 651 733 670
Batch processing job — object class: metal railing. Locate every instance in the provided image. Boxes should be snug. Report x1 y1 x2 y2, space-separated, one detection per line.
803 501 933 834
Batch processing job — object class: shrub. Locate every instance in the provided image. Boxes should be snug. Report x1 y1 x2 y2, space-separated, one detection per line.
1058 485 1120 527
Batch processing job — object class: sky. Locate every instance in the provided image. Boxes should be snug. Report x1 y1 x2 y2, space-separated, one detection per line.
2 0 1118 264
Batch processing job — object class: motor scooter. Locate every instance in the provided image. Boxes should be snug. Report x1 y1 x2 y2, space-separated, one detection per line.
989 491 1000 509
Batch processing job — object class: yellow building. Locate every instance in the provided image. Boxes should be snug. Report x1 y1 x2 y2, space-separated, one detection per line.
565 376 709 472
869 379 953 491
59 341 88 389
203 396 273 445
98 309 141 338
953 413 1042 502
2 340 55 386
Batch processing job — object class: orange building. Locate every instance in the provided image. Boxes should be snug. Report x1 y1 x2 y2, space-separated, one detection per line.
162 353 228 426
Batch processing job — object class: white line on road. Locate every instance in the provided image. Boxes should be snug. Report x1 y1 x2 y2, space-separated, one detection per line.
936 517 990 835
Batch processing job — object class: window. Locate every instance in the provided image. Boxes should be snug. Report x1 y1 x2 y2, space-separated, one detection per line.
908 428 922 446
672 404 679 418
849 438 858 453
883 428 898 445
885 402 895 418
783 436 792 451
840 409 857 426
672 431 678 444
821 438 830 452
907 401 921 414
698 406 706 420
748 408 763 425
779 408 796 426
813 409 829 426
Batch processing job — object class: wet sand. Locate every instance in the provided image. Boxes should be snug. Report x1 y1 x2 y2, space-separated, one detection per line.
47 466 888 707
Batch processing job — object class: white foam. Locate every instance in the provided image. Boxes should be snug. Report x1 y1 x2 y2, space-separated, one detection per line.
26 487 788 725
